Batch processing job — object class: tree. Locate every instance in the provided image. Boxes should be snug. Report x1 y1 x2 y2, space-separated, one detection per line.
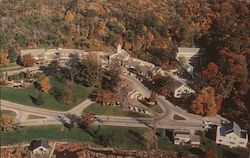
0 115 14 131
21 54 35 67
148 91 157 103
204 148 219 158
75 60 103 87
0 52 10 67
35 93 44 105
202 62 219 80
47 60 60 76
7 47 17 63
96 90 115 106
64 10 74 23
15 33 27 47
191 87 222 117
78 112 94 128
40 76 51 93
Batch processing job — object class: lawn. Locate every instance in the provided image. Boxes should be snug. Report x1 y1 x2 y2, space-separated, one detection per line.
84 103 151 118
0 110 17 117
0 125 147 150
150 104 164 114
0 76 93 111
0 63 23 72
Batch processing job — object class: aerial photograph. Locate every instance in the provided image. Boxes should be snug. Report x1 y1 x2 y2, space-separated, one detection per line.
0 0 249 158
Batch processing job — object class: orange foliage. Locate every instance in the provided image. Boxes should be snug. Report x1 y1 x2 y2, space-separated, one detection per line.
21 54 35 67
192 87 222 117
202 62 219 79
40 76 51 93
96 90 115 106
64 10 74 23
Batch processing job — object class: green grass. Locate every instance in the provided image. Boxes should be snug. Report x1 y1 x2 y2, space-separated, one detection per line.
0 110 17 117
150 104 164 114
173 114 186 120
0 76 93 111
0 125 147 150
84 103 151 118
0 63 23 72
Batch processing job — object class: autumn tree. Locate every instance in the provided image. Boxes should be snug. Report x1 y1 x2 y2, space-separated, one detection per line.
0 115 14 131
153 74 175 96
78 112 95 128
204 148 219 158
148 91 157 103
40 76 51 93
96 90 115 106
202 62 219 80
0 52 10 67
192 87 222 117
21 54 35 67
64 10 74 23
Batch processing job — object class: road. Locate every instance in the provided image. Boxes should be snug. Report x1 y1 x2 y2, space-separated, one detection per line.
0 68 226 130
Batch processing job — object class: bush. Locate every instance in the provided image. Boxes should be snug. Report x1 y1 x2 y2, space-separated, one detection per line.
34 93 44 105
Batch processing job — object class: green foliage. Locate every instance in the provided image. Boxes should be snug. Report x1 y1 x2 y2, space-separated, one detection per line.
75 60 103 87
82 9 98 17
7 47 17 63
34 93 44 105
15 33 27 47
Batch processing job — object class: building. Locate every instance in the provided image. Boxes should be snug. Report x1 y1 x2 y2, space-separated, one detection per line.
173 130 191 145
173 129 201 147
216 122 248 148
176 47 205 74
174 84 196 98
190 135 201 148
20 48 109 66
29 139 50 155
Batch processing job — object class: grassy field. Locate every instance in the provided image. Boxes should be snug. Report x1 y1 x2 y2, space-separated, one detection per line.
0 76 93 111
84 103 151 118
0 110 17 117
0 125 147 150
0 63 23 72
150 104 164 114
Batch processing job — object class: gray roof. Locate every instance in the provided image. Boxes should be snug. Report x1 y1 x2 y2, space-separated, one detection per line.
220 122 243 138
177 47 205 55
190 135 200 143
29 139 49 150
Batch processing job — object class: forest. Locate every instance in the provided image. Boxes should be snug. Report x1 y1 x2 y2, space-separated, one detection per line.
0 0 249 130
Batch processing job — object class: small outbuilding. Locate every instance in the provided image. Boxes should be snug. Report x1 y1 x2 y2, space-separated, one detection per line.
29 139 50 155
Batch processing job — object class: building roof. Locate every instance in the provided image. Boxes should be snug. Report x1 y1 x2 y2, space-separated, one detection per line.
177 47 205 55
29 139 49 150
174 129 190 136
220 122 245 138
190 135 200 143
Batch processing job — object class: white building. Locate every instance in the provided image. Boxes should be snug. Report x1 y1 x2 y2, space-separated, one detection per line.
20 48 109 66
173 129 201 147
216 122 248 148
176 47 205 73
174 84 196 98
173 130 191 145
29 139 50 155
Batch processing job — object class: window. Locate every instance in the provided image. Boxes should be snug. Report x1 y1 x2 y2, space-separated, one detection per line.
229 142 235 144
218 140 222 142
239 142 244 144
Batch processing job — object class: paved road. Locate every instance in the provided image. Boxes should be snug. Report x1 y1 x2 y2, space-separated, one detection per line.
0 69 226 130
